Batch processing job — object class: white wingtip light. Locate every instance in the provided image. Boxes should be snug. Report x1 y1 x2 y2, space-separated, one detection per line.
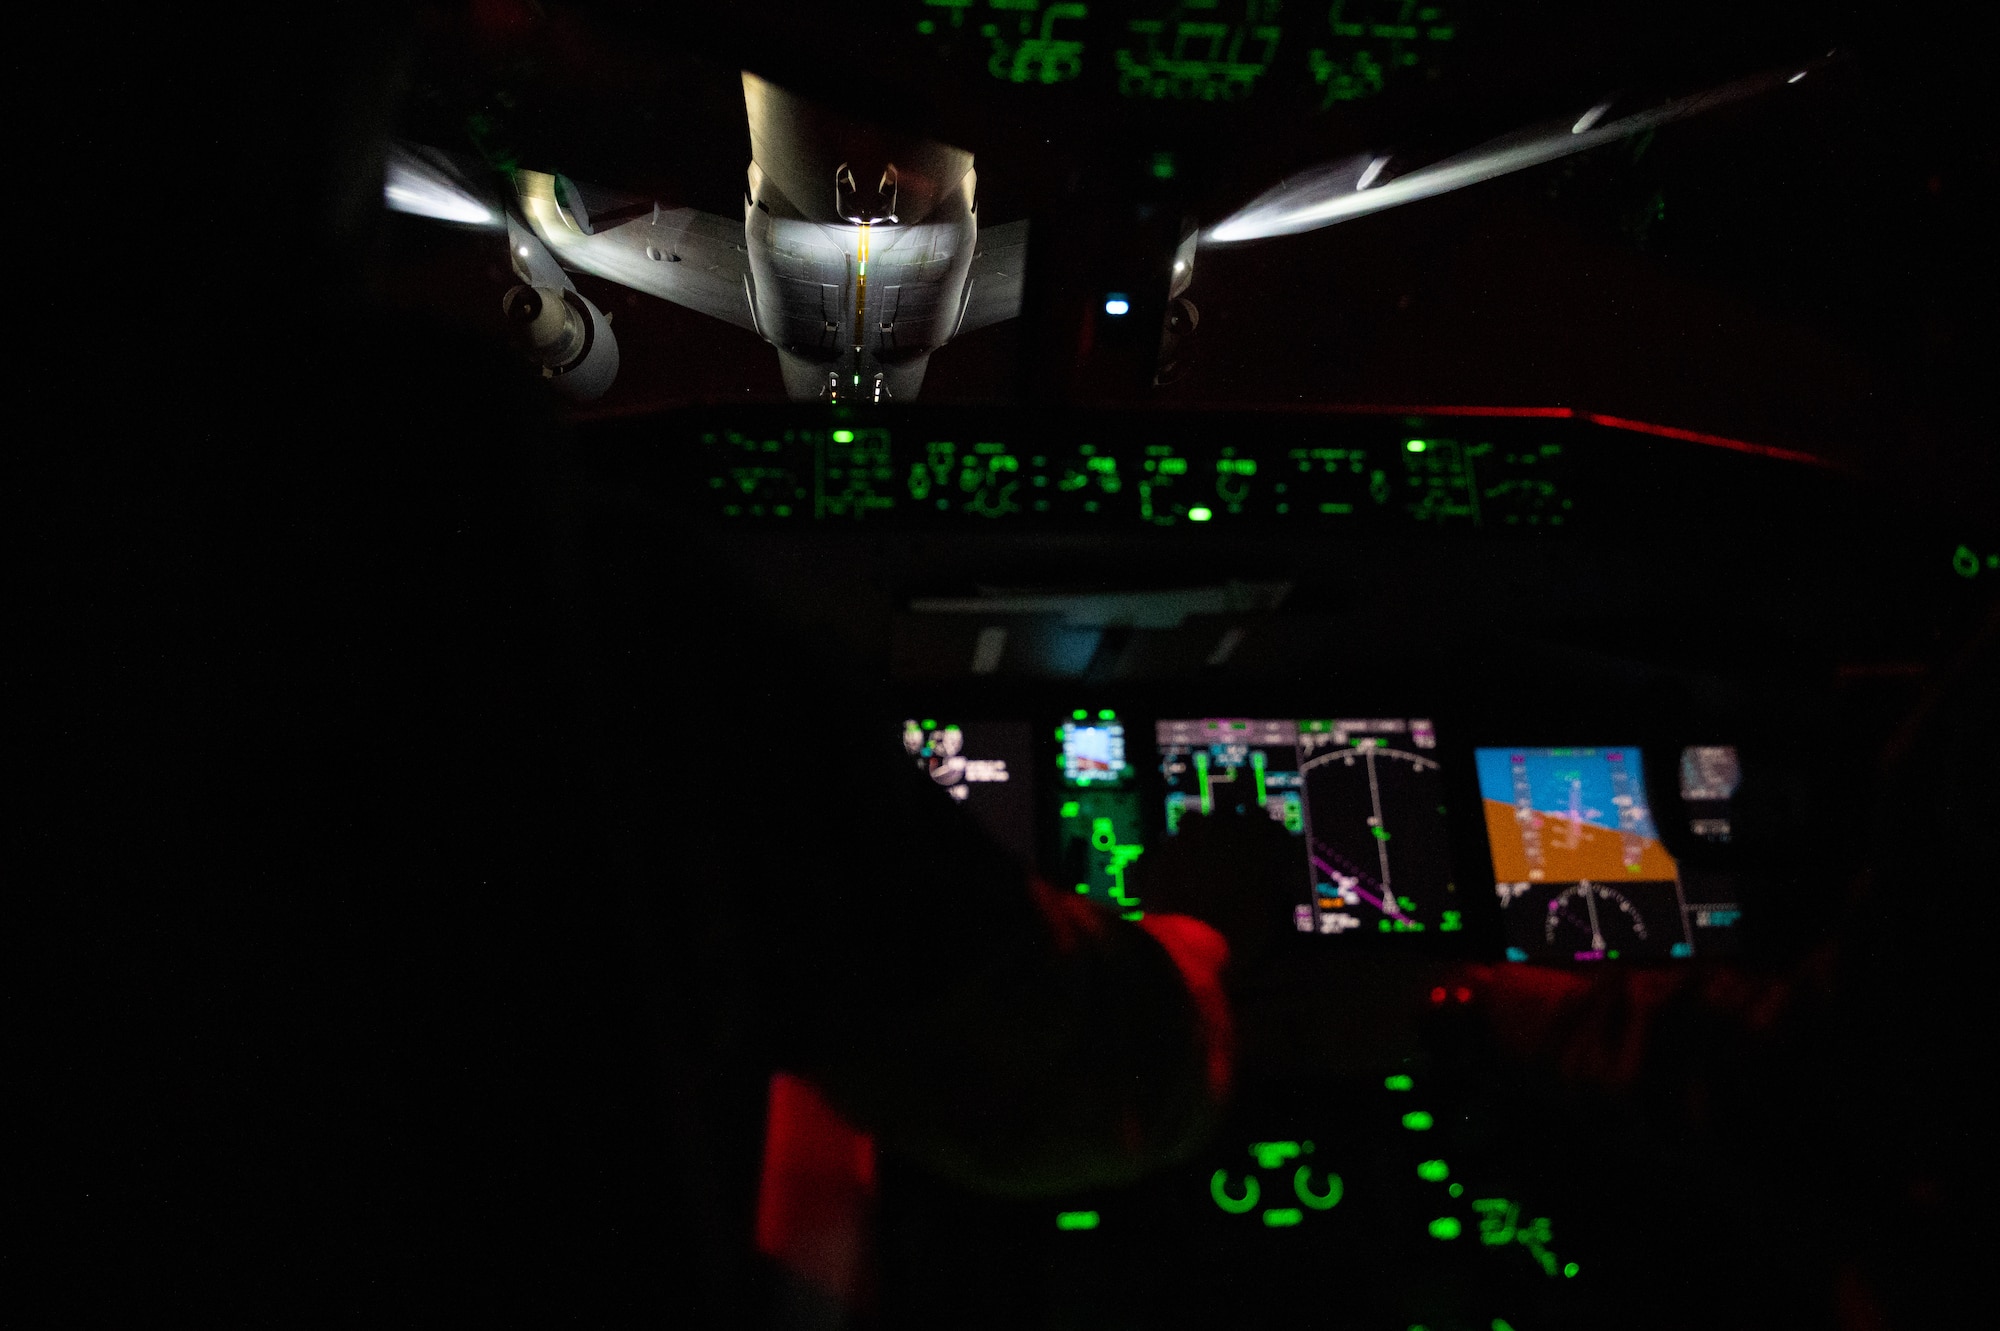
1572 102 1612 135
382 146 501 228
1356 155 1391 191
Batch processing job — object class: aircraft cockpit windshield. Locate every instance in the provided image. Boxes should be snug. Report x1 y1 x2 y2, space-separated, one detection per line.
379 1 1973 459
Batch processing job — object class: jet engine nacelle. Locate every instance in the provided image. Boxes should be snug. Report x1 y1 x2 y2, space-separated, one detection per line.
500 284 620 402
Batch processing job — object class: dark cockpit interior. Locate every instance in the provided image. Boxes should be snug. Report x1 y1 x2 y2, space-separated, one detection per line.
44 3 1996 1328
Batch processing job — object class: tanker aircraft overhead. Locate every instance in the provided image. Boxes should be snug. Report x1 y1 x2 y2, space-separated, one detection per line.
388 59 1828 403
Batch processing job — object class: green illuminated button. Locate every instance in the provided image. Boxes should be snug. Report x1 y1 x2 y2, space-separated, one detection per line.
1210 1170 1259 1214
1263 1208 1303 1227
1428 1216 1462 1240
1293 1167 1343 1210
832 429 855 443
1055 1210 1099 1231
1384 1074 1414 1091
1564 1262 1580 1278
1402 1111 1435 1131
1417 1159 1449 1182
1250 1141 1301 1169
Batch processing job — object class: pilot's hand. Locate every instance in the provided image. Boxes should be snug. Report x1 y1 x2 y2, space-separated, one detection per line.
1126 812 1299 971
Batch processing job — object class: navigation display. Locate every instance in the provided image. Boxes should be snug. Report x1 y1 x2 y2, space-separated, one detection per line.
1158 718 1460 937
1476 747 1696 962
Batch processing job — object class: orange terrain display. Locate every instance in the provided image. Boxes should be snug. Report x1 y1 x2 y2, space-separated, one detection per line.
1481 799 1680 882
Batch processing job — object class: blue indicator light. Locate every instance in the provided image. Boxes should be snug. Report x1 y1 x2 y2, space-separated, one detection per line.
1104 294 1131 316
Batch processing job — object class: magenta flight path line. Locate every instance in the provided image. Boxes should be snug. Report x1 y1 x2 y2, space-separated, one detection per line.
1311 854 1390 912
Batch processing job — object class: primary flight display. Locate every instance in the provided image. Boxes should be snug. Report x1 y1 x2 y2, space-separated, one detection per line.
1475 746 1695 962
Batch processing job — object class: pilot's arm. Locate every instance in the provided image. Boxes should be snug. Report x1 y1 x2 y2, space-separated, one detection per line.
599 545 1248 1196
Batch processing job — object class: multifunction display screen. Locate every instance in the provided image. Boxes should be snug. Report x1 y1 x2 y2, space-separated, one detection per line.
1476 747 1696 962
1158 718 1461 938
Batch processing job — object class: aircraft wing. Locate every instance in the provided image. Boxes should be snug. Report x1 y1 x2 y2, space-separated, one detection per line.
955 219 1031 338
515 170 759 336
1205 58 1830 245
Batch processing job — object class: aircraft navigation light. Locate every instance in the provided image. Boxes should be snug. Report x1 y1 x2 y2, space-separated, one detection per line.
1103 294 1131 316
383 180 494 226
1356 156 1391 191
1789 71 1807 83
381 148 499 227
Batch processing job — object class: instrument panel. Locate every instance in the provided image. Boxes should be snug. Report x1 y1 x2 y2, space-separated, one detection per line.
900 708 1749 963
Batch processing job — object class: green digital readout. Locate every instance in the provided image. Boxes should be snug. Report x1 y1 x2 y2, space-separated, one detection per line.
1116 2 1285 102
915 0 1088 85
907 1 1458 105
1470 1197 1570 1277
696 417 1580 529
1310 1 1458 107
